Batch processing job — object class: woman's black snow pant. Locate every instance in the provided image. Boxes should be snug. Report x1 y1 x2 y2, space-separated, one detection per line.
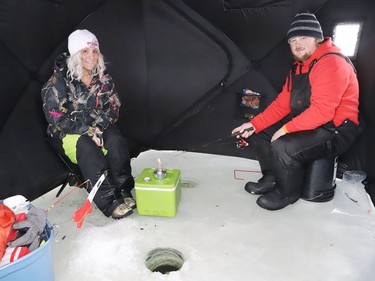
48 124 134 217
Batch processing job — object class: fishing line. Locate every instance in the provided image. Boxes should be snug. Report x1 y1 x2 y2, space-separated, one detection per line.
46 179 90 213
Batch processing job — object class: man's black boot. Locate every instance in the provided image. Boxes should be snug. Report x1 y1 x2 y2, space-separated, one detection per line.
256 168 303 211
244 174 276 195
256 188 299 210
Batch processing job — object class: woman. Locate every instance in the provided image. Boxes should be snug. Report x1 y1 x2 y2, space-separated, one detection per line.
41 29 135 219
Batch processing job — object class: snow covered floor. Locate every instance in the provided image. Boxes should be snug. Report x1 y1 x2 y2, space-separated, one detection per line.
33 150 375 281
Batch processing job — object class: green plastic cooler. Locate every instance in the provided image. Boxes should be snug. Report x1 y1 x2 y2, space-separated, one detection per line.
135 168 181 217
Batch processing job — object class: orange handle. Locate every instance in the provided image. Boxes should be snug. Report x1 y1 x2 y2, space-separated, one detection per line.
72 200 92 228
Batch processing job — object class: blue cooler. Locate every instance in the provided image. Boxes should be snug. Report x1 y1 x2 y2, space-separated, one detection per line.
0 222 54 281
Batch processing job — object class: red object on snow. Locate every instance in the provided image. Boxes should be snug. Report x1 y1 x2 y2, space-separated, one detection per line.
72 173 106 228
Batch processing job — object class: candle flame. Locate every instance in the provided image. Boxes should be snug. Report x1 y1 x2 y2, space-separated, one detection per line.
157 158 162 169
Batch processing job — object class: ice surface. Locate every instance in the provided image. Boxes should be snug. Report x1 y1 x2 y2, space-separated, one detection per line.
33 150 375 281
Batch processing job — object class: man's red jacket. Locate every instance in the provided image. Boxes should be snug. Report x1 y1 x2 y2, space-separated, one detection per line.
251 38 359 133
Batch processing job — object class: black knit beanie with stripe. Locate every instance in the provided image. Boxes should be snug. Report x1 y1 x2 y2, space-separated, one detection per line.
287 12 324 43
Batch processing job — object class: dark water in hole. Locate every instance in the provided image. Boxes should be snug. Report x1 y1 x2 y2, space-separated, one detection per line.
153 265 180 274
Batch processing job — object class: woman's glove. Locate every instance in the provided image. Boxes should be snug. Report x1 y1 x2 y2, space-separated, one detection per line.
8 207 47 251
92 127 104 147
87 126 96 137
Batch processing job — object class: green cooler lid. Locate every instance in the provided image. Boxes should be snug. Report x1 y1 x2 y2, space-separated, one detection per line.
135 168 181 188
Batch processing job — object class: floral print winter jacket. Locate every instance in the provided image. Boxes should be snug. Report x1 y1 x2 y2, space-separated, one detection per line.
41 53 121 138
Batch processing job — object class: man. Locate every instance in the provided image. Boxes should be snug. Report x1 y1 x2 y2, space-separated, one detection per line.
232 12 360 211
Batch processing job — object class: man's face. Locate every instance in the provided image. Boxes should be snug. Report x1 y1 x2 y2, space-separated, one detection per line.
289 36 320 62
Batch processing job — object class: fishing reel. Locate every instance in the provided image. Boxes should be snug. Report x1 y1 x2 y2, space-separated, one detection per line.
231 128 253 149
236 137 249 149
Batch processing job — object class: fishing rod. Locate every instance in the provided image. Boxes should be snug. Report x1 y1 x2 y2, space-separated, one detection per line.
178 127 254 153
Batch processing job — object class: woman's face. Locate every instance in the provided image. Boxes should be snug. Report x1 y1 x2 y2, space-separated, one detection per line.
80 47 99 74
289 36 320 62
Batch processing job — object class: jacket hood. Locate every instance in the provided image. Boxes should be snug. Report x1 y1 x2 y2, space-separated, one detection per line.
300 37 342 67
54 53 69 72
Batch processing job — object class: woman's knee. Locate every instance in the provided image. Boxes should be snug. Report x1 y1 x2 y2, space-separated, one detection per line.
76 135 107 172
77 135 101 154
103 125 127 148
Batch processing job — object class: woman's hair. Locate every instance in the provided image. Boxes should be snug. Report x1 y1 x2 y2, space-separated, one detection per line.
66 50 106 81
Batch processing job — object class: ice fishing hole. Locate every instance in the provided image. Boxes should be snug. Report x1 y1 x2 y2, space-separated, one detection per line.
180 180 197 188
145 248 184 274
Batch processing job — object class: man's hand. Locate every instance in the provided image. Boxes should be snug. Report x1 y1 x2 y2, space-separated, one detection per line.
271 127 287 142
231 122 255 138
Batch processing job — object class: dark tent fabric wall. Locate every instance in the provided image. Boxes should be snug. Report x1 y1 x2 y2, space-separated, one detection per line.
0 0 374 203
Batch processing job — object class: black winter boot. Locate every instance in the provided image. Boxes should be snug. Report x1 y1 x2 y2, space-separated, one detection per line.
256 188 299 210
256 168 303 211
245 136 276 195
244 174 276 195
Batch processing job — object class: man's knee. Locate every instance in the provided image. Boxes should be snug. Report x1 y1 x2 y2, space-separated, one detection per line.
271 139 300 168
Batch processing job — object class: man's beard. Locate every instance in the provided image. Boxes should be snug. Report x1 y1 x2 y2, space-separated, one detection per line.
293 52 311 63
